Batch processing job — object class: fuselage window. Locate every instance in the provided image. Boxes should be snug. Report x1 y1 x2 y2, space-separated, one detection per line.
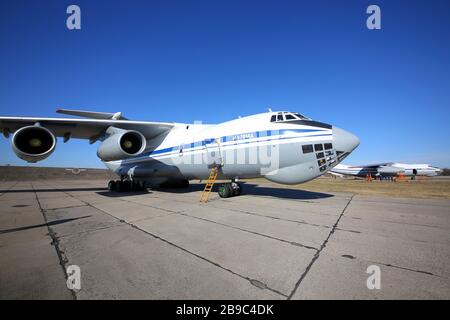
318 159 326 166
302 144 313 154
270 115 276 122
316 152 324 159
293 113 307 120
285 114 296 120
324 143 332 150
314 144 323 151
277 113 284 121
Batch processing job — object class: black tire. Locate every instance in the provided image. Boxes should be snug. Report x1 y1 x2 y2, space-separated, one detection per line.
114 181 122 192
218 184 231 198
233 183 242 196
131 181 139 191
132 181 145 191
122 180 131 192
108 180 116 191
225 183 234 197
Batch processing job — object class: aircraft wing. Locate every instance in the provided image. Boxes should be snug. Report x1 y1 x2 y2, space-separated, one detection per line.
0 116 174 141
349 162 393 168
329 171 344 178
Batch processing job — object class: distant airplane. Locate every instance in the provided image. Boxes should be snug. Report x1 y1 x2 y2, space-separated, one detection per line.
330 163 442 178
0 109 359 197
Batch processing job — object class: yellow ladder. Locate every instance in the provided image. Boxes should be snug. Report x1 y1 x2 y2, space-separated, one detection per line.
200 167 219 202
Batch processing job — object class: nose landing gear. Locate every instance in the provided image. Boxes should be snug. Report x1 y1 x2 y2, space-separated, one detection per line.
218 181 242 198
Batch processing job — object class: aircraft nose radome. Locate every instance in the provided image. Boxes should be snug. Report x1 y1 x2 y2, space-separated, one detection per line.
333 127 360 153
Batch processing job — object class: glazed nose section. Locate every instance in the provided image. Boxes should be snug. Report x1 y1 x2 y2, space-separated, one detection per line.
333 127 360 153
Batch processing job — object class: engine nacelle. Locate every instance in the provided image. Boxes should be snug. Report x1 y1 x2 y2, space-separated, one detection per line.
12 126 57 163
97 129 146 161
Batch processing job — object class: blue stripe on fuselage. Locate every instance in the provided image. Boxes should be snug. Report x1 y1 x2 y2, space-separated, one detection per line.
116 128 331 164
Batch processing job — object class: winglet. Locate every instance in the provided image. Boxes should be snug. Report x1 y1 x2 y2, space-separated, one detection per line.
56 108 128 120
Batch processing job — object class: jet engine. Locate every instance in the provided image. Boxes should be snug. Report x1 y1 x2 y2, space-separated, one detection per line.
11 125 57 162
97 129 146 161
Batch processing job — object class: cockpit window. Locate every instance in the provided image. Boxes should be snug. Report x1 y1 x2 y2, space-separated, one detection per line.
270 111 310 123
285 114 296 120
292 113 309 120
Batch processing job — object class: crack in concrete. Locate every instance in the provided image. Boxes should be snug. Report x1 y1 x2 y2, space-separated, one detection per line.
0 181 19 197
31 182 77 300
369 260 440 277
57 223 124 239
341 253 444 278
228 194 318 204
46 182 288 298
376 219 450 231
335 227 361 234
352 197 450 208
126 222 288 298
207 205 332 229
114 198 182 214
176 212 319 251
287 194 355 300
44 204 88 211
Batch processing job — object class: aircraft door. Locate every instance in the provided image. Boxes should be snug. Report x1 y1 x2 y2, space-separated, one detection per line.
205 138 222 168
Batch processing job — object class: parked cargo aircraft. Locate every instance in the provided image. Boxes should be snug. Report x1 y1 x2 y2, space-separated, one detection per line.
330 163 441 178
0 109 359 197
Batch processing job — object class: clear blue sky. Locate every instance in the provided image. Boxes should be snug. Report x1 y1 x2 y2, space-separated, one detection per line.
1 0 449 168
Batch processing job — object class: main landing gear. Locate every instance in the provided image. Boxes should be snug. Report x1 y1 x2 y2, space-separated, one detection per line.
218 181 242 198
107 179 145 192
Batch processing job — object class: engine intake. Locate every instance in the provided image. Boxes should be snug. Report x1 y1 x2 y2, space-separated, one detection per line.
97 129 146 161
12 126 56 162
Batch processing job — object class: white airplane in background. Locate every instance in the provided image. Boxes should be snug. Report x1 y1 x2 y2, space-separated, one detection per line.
330 163 442 178
0 109 359 198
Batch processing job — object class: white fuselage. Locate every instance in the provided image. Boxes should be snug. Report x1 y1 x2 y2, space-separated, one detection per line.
331 163 442 177
104 112 360 185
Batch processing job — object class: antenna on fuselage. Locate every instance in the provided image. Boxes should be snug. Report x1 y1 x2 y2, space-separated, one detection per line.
267 107 272 112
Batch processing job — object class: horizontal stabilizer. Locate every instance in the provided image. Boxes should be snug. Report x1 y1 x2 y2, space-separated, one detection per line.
56 109 127 120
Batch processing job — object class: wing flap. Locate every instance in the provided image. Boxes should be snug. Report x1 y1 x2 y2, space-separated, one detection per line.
56 108 128 120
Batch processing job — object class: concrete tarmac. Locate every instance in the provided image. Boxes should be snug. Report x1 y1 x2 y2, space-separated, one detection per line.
0 180 449 299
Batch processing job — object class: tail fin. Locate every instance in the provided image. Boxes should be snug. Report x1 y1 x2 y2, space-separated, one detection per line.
56 109 127 120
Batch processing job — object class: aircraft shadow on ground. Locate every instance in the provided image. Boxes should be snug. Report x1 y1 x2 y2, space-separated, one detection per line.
143 183 333 200
0 216 91 235
237 183 333 200
96 190 152 197
1 184 332 200
0 187 107 193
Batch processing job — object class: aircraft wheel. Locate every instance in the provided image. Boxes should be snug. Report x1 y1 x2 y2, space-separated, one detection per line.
226 183 234 197
114 181 122 192
122 180 131 192
115 180 131 192
218 184 232 198
108 180 116 191
130 181 138 191
233 183 242 196
131 180 145 191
